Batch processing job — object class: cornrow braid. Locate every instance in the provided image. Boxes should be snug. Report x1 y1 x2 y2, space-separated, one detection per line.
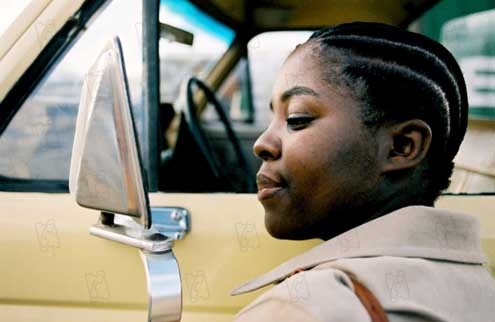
306 22 469 202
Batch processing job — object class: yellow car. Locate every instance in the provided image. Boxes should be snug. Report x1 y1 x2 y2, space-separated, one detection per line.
0 0 493 321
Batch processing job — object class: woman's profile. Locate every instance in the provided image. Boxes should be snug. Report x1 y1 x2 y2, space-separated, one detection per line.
231 22 495 322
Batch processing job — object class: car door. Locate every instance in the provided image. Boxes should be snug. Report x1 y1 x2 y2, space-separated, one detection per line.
0 1 149 321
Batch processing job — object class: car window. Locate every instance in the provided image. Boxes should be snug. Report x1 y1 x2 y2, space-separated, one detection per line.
158 0 241 192
159 0 234 103
0 0 143 186
414 0 495 194
204 57 252 123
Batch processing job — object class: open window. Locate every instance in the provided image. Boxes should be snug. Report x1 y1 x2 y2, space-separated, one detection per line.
158 0 247 192
0 0 143 192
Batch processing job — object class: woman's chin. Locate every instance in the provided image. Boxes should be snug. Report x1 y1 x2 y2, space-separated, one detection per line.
264 210 287 238
264 210 309 240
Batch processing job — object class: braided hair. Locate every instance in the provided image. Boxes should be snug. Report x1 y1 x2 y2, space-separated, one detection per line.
305 22 468 203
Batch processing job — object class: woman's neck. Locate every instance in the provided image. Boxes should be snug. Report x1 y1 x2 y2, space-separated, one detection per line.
318 187 433 241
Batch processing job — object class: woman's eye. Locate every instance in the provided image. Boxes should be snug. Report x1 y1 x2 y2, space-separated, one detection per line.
286 115 314 130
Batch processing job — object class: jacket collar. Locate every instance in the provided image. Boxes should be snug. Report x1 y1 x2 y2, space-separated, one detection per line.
231 206 487 295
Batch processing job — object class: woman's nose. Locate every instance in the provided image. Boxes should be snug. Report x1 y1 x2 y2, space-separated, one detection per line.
253 126 281 161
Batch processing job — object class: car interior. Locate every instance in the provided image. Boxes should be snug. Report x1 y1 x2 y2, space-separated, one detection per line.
156 0 445 193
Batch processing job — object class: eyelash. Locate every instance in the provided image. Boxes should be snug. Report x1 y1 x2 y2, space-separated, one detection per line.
286 115 314 130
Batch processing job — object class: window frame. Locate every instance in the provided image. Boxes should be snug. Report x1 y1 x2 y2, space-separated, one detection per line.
0 0 157 193
0 0 107 192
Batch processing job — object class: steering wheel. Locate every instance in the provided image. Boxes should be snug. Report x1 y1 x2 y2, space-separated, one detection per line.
186 77 255 192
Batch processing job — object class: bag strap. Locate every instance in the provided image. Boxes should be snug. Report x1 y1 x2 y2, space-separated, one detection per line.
288 268 389 322
349 276 390 322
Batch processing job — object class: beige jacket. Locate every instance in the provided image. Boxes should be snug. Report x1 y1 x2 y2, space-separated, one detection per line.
231 206 495 322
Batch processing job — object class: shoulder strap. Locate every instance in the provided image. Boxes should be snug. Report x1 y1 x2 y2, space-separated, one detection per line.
288 268 389 322
349 276 390 322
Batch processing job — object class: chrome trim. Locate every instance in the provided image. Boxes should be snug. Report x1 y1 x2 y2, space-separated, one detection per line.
150 207 190 240
89 214 173 253
88 208 190 252
141 250 182 322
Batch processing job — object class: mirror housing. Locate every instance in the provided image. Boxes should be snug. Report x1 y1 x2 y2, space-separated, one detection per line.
69 37 150 228
160 22 194 45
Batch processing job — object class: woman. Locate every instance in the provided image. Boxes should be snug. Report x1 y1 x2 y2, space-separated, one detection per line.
231 22 495 322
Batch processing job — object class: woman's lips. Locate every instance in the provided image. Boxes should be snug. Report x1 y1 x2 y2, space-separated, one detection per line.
258 187 284 201
256 173 285 201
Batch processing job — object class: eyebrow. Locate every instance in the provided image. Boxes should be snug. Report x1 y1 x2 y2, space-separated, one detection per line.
270 86 320 111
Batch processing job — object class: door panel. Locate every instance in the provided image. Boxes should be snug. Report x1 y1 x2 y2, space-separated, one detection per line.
0 191 312 321
150 193 495 321
0 305 146 322
0 192 148 321
1 192 492 321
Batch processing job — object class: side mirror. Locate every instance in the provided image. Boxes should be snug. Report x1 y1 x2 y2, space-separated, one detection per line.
69 38 150 228
69 38 189 322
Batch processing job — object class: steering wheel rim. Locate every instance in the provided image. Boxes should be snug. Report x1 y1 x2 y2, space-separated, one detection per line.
186 77 255 192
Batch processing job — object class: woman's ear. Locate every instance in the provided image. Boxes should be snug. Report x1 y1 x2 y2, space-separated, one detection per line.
380 119 432 174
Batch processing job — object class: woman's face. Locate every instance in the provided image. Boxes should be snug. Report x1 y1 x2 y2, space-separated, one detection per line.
253 45 382 240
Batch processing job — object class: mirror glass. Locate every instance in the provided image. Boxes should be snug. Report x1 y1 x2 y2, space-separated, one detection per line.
69 37 150 227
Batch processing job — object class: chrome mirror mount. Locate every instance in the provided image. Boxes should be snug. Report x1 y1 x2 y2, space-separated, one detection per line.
89 208 190 253
141 250 182 322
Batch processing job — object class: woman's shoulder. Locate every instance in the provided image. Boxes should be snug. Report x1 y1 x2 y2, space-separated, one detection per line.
234 267 370 322
234 257 495 322
232 206 494 321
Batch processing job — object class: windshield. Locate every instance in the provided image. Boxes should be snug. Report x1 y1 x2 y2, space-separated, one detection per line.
159 0 235 102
